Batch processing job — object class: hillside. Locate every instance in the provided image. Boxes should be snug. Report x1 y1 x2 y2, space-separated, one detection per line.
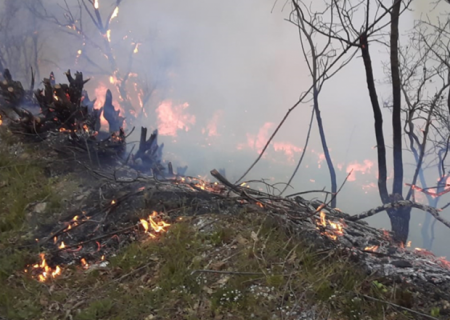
1 125 450 320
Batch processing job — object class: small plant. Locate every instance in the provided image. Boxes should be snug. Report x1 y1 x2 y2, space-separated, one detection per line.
431 307 440 317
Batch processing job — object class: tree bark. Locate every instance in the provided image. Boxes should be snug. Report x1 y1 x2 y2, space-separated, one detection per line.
388 0 410 244
313 87 337 207
359 32 389 204
391 0 403 196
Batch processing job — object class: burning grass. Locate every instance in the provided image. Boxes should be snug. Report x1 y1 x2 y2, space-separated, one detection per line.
1 132 450 319
0 210 437 320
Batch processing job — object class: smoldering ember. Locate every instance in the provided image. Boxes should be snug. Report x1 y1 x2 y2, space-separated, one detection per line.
2 1 450 320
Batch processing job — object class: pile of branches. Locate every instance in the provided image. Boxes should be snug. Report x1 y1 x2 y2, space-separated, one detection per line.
0 68 171 175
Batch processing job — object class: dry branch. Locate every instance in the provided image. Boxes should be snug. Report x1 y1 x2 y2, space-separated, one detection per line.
349 200 450 229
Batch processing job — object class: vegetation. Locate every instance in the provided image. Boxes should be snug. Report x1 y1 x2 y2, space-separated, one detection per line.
0 129 444 319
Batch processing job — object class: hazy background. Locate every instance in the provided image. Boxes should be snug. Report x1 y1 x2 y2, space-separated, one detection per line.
2 0 449 256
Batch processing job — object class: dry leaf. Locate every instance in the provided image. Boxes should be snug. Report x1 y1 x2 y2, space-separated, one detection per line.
210 261 226 270
213 275 230 287
203 286 213 294
287 251 297 265
235 234 248 245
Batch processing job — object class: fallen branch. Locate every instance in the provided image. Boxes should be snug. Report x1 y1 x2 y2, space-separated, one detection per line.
190 269 265 276
349 200 450 229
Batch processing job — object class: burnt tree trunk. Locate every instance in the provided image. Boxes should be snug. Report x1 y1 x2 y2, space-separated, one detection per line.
388 0 410 244
359 33 389 204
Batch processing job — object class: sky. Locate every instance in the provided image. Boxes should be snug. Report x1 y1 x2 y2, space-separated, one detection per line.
3 0 450 256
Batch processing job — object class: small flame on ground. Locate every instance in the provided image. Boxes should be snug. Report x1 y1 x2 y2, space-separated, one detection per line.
140 211 171 237
59 242 65 249
364 245 379 252
94 0 99 9
81 258 89 269
29 253 62 282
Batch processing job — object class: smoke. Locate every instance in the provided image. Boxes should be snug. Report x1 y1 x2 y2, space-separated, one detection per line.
2 0 450 257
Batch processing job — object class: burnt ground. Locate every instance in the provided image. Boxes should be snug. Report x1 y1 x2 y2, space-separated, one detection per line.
1 126 450 320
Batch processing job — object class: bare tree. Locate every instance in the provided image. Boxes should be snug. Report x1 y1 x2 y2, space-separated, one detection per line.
286 0 444 243
0 0 42 83
399 16 450 249
282 2 362 207
26 0 164 127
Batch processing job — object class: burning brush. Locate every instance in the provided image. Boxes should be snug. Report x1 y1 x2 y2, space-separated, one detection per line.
140 211 171 238
26 211 171 282
316 210 345 241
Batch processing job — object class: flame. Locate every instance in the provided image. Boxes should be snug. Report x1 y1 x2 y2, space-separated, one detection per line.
106 29 111 42
140 211 171 237
59 242 65 249
364 245 379 252
94 0 99 9
53 236 57 244
81 258 89 269
110 6 119 22
0 114 3 125
94 83 125 131
362 182 377 194
156 100 195 136
316 211 344 240
245 122 274 154
319 211 327 227
133 43 141 54
29 253 62 282
273 142 303 163
111 200 116 205
346 160 374 182
204 110 223 137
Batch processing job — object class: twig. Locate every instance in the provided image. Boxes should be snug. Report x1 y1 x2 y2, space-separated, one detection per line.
286 189 333 198
280 107 315 195
111 260 154 283
52 225 136 253
308 169 353 217
360 294 438 320
190 269 264 276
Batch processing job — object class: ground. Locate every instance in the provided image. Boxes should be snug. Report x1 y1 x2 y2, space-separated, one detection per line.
0 126 447 320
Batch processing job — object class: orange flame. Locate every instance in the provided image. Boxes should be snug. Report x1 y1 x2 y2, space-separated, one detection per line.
81 258 89 269
140 211 171 237
346 160 374 182
110 7 119 22
30 253 62 282
364 245 379 252
156 100 195 136
59 242 65 249
316 211 345 240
